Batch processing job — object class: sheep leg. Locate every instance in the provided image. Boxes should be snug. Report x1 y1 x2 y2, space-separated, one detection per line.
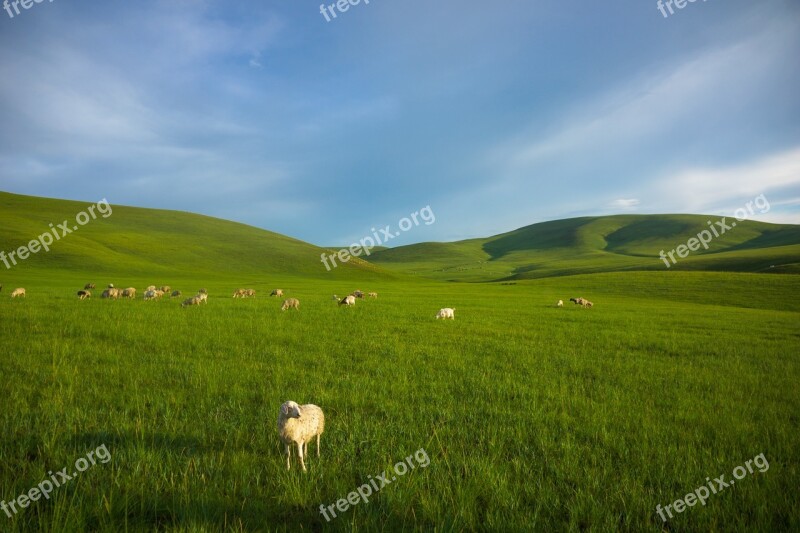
297 442 307 472
286 444 291 470
316 433 321 457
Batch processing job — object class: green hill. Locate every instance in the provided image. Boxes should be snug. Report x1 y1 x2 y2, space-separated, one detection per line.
0 191 395 283
370 215 800 281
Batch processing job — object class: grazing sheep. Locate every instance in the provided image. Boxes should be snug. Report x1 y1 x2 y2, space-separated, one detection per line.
122 287 137 299
233 288 246 298
277 401 325 471
244 289 256 298
368 292 378 298
271 289 284 297
353 290 364 299
171 290 182 298
281 297 300 311
338 295 356 307
101 288 121 299
181 295 202 307
146 285 157 292
11 288 26 298
198 288 208 294
160 286 171 293
569 297 585 306
143 290 159 301
84 283 95 290
557 300 563 307
435 307 456 320
77 290 91 300
582 300 594 308
196 292 208 304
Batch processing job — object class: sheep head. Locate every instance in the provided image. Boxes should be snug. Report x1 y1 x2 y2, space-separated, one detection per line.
280 401 302 418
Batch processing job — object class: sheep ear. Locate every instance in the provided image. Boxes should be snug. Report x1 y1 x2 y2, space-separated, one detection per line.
281 403 288 415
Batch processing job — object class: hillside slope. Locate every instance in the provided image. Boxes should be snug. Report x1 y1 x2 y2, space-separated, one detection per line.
0 191 395 282
370 215 800 281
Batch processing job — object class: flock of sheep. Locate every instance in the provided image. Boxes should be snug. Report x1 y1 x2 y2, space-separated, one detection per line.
6 282 595 319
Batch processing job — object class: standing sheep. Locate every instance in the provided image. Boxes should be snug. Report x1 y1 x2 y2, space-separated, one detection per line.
353 290 364 299
368 292 378 298
281 298 300 311
11 288 26 298
270 289 284 297
181 295 202 307
84 283 95 290
122 287 137 299
435 308 456 320
146 285 157 292
77 290 91 300
277 401 325 471
557 300 563 307
171 290 182 298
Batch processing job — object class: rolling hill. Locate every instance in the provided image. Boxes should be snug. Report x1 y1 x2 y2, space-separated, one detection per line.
369 215 800 281
0 191 394 283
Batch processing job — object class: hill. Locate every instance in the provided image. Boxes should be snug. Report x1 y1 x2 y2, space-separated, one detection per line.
369 215 800 281
0 191 395 283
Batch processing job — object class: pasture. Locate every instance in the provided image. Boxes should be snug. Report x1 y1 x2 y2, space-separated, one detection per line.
1 271 798 531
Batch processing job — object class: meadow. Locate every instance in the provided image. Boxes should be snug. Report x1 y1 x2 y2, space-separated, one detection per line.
1 271 798 531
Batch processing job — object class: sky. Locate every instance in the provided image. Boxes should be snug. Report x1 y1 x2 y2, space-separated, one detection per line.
0 0 799 247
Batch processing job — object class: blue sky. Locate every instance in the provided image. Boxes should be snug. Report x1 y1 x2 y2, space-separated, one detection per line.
1 0 798 246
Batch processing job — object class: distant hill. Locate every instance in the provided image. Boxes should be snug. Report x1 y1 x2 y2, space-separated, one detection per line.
369 215 800 281
0 191 395 282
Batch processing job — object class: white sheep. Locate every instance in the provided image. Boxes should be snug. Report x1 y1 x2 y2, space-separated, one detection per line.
436 308 455 319
368 292 378 298
195 292 208 304
146 285 157 292
281 297 300 311
557 300 563 307
10 288 26 298
338 295 356 307
277 401 325 471
181 295 202 307
77 290 91 300
122 287 137 299
271 289 284 297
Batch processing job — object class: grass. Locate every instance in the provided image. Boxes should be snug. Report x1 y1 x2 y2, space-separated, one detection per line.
0 272 798 531
1 192 799 531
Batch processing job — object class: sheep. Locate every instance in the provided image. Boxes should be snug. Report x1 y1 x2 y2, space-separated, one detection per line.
171 290 182 298
101 288 121 299
569 297 585 306
582 300 594 308
84 283 95 290
281 297 300 311
122 287 137 299
160 285 171 293
198 288 208 294
353 290 364 299
77 290 91 300
277 401 325 471
196 292 208 304
143 290 158 301
435 308 455 320
245 289 256 298
181 295 202 307
368 292 378 298
557 300 563 307
338 295 356 307
271 289 284 297
10 288 26 298
146 285 157 292
233 288 246 298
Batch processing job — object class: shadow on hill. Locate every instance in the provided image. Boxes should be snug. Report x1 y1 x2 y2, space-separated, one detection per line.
482 217 596 259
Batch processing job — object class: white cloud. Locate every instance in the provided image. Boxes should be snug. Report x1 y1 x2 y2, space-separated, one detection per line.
610 198 640 209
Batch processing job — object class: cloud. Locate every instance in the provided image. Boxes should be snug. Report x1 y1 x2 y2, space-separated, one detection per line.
655 146 800 213
610 198 640 209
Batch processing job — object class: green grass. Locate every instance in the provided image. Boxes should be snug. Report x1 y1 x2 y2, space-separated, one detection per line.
1 193 799 531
